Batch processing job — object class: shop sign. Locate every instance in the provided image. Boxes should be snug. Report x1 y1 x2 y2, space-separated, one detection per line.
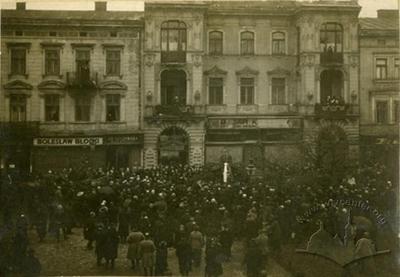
33 137 103 146
104 134 144 145
208 118 301 129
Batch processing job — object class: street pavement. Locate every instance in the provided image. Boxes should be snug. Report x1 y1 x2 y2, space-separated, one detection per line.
28 228 292 276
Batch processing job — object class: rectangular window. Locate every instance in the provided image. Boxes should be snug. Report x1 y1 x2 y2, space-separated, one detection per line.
45 95 60 122
106 50 121 76
395 58 399 79
394 100 399 123
106 94 120 122
272 32 286 55
11 48 26 75
209 31 223 55
76 50 90 82
10 95 26 122
376 101 388 124
45 49 60 76
75 96 91 121
271 78 286 105
240 32 255 55
208 78 223 105
376 58 387 79
240 78 254 105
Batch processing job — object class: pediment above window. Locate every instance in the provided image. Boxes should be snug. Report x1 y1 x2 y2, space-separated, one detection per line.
235 66 259 76
38 80 66 95
99 81 127 96
38 80 66 90
4 80 33 90
3 80 32 96
267 67 291 76
204 66 227 76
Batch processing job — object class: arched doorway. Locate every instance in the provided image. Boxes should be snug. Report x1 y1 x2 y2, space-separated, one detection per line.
161 70 187 105
316 125 349 177
158 126 189 165
320 70 343 104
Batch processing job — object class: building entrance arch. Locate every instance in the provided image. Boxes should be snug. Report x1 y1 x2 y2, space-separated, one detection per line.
158 126 189 165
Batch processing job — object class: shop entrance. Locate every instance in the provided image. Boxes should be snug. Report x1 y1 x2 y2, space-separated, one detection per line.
158 127 189 165
106 146 130 169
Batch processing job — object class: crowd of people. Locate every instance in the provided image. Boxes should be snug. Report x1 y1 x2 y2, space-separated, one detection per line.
0 158 397 276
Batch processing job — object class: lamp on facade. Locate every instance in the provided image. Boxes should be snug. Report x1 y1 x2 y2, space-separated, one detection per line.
194 90 201 102
146 91 153 102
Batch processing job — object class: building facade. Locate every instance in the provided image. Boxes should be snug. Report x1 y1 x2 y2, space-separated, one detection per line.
2 1 398 174
359 10 399 180
142 0 361 169
1 2 143 174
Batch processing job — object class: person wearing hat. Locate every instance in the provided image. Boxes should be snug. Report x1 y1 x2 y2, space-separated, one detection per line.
83 211 96 250
138 233 156 276
205 237 223 277
176 236 192 276
127 228 145 270
190 225 204 268
219 224 233 262
155 240 168 276
243 239 263 277
21 248 41 277
104 224 119 269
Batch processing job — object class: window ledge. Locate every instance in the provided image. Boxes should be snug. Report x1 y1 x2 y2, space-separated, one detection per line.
100 121 126 124
70 121 94 124
42 74 63 79
8 73 29 79
42 121 63 124
271 53 287 56
374 79 400 83
103 74 123 79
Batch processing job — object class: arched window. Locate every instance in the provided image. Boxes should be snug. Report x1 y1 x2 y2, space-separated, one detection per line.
241 31 254 55
272 31 286 54
209 31 223 55
320 23 343 53
161 21 186 62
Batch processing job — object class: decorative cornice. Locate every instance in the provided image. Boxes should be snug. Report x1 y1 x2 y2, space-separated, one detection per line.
3 80 33 90
267 67 291 76
98 80 127 91
38 80 66 90
204 65 227 76
40 42 64 48
235 66 259 76
71 43 95 49
6 42 31 48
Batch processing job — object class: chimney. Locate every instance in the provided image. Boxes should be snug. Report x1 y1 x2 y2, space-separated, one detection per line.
377 10 399 19
16 2 26 11
95 1 107 11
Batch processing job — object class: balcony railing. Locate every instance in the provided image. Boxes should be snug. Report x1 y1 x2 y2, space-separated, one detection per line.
320 52 343 64
0 121 40 142
314 103 350 118
161 51 186 63
67 72 98 89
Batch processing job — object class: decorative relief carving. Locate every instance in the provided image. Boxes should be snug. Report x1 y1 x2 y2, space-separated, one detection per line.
350 55 359 68
192 54 202 67
145 54 155 67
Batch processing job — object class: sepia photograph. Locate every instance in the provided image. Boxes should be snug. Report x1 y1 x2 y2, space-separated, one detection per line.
0 0 399 276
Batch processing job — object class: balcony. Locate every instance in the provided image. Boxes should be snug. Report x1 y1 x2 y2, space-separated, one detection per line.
0 121 40 143
66 72 98 90
144 104 205 124
161 51 186 63
320 52 343 64
314 103 350 119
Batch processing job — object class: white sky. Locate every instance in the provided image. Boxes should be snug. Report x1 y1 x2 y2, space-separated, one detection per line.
0 0 398 17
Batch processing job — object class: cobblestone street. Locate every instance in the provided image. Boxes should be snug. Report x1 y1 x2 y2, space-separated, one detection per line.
29 228 291 276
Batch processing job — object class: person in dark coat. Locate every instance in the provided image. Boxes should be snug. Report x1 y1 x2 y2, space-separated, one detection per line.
21 248 41 277
155 240 168 276
205 238 223 277
219 224 233 261
243 239 263 277
118 207 130 243
176 237 192 276
95 223 107 266
83 211 96 249
138 233 156 276
13 226 29 270
104 224 119 269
